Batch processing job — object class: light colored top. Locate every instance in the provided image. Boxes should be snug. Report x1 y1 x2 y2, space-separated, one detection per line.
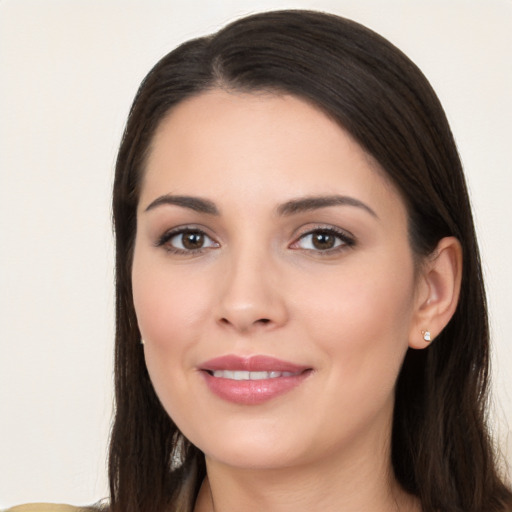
3 504 98 512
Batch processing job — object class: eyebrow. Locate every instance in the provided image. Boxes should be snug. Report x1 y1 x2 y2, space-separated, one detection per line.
143 193 377 218
144 195 219 215
277 195 378 218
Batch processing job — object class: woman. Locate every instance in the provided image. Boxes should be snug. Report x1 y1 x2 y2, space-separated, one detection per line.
107 8 512 512
106 9 512 512
8 8 508 512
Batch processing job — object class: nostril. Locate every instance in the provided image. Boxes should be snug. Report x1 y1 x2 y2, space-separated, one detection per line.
217 316 274 330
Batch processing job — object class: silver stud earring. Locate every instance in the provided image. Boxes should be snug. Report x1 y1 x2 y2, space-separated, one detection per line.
140 339 145 345
421 330 431 342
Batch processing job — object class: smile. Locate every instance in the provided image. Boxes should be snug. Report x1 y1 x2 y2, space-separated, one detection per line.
210 370 300 380
200 355 312 405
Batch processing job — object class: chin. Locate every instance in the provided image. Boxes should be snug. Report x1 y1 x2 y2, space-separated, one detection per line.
183 417 306 470
202 442 301 471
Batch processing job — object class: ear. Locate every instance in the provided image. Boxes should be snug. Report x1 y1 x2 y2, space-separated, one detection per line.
409 236 463 349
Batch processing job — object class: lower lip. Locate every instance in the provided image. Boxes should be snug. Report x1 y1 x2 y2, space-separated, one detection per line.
201 371 311 405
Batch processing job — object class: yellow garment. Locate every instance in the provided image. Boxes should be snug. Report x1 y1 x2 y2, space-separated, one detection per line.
3 505 98 512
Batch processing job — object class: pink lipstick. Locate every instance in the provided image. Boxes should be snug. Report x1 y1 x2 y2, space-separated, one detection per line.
199 355 312 405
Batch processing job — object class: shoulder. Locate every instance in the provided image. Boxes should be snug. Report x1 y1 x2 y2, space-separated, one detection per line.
3 505 100 512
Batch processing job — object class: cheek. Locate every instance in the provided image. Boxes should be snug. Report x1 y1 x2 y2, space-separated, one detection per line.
132 253 211 347
297 252 416 393
131 253 215 425
131 249 216 402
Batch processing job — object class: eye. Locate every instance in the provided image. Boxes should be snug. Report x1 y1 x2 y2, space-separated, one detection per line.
291 228 355 253
156 228 219 254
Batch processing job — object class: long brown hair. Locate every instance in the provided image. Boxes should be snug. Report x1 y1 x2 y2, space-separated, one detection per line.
110 10 512 512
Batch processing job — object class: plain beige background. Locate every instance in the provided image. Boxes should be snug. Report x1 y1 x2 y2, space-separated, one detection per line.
1 0 511 506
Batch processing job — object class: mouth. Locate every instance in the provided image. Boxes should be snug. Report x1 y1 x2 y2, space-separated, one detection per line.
208 370 302 380
199 355 312 405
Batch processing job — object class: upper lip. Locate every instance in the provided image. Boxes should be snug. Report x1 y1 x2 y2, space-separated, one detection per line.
199 355 311 373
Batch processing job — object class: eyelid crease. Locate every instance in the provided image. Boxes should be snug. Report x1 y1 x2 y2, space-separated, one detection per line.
293 223 356 241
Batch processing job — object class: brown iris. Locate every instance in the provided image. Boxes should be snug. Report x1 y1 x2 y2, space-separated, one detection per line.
312 231 337 250
182 231 205 250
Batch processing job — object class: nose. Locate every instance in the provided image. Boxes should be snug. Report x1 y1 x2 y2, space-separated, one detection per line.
214 248 288 334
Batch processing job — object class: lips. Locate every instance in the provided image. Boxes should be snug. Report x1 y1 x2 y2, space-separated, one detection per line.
199 355 312 405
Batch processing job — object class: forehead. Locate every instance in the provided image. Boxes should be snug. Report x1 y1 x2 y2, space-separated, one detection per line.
141 89 404 220
148 89 369 162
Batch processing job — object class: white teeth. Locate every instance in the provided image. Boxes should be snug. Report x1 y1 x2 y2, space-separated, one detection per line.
249 371 268 380
211 370 299 380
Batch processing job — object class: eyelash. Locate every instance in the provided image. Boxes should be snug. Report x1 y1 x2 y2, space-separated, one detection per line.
290 226 356 255
155 227 219 255
155 225 356 256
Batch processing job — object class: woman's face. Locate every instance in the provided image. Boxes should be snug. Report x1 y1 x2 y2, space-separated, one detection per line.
132 90 423 470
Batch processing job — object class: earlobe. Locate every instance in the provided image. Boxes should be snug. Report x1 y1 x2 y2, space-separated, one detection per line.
409 236 463 349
